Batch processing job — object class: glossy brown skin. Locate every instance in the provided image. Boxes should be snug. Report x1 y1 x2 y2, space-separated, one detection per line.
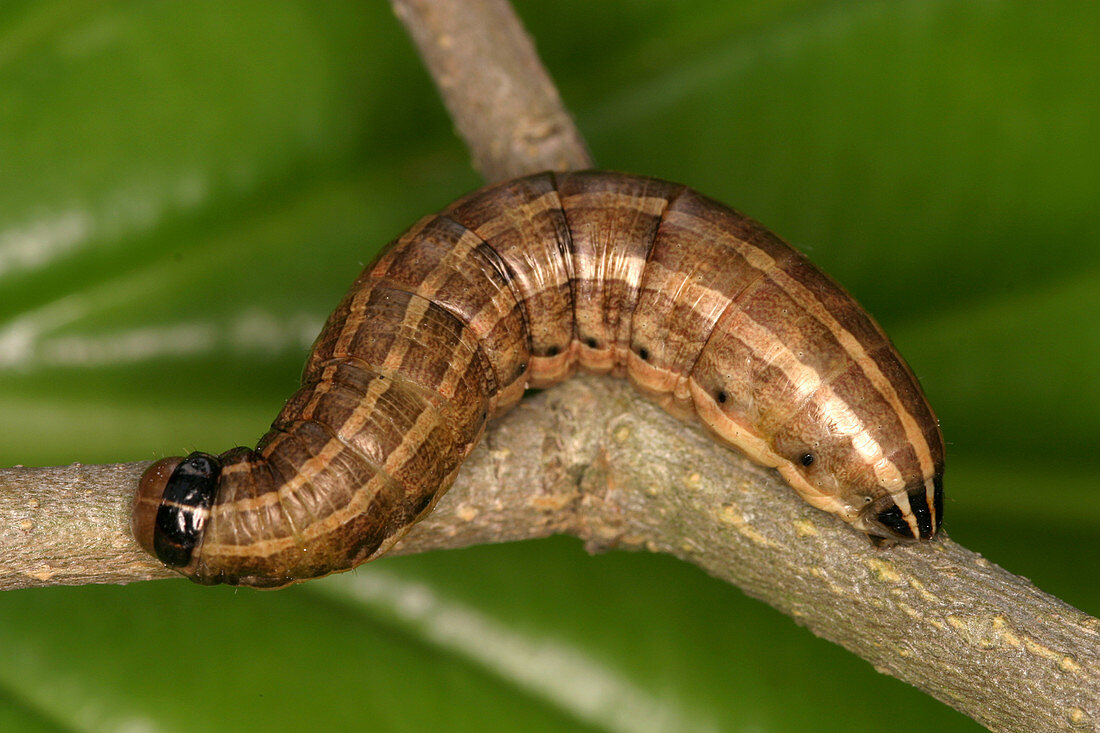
132 171 944 587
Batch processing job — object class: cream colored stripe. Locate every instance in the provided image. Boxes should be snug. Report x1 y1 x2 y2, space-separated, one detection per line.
367 223 513 401
891 489 922 539
560 190 668 217
466 190 562 240
216 294 426 514
571 252 648 282
287 290 430 428
215 296 479 517
213 375 393 518
424 229 487 288
205 396 447 557
722 308 907 493
668 209 936 483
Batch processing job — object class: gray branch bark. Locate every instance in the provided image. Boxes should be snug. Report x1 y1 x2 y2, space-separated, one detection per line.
0 1 1096 732
391 0 593 181
2 378 1097 731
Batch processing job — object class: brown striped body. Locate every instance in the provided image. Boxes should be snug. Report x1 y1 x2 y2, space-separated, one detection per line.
133 171 945 588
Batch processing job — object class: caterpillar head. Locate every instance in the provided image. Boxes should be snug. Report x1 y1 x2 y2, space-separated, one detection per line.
132 452 221 570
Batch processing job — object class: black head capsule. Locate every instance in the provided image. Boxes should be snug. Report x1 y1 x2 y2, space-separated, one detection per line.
132 452 221 568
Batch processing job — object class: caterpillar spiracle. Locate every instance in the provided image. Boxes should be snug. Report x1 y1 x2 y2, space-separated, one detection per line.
133 171 945 587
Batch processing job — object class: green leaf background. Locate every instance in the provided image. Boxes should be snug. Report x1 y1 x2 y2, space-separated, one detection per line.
1 1 1096 730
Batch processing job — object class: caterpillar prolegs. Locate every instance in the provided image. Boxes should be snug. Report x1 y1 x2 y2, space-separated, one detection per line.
133 171 945 588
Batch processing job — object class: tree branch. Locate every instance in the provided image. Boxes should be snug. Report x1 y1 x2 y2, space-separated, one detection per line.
4 378 1095 730
1 1 1097 731
391 0 593 181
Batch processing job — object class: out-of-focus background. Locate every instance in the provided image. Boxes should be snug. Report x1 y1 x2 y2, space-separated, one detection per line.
1 1 1096 730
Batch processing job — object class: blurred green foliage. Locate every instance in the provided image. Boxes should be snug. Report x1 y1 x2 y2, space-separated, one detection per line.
0 1 1096 730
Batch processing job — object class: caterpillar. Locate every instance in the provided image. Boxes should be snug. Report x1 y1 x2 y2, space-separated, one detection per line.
133 171 945 588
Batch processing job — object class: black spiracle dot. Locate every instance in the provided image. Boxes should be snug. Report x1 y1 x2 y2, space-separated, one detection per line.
638 347 649 361
585 338 599 349
800 452 815 467
716 390 728 404
546 345 560 357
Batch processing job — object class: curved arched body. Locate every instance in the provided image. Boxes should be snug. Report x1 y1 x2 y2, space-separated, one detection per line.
133 171 945 587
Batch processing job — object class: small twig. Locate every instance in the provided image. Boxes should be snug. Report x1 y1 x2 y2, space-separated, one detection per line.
391 0 593 181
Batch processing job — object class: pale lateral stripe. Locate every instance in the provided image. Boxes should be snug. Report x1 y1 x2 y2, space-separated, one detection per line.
294 292 430 427
465 290 522 340
247 425 344 544
416 226 517 397
302 383 447 519
688 379 853 520
571 251 648 277
561 190 668 217
479 193 576 297
424 229 491 290
456 190 573 331
273 430 338 542
275 192 567 538
215 460 252 478
629 214 914 514
464 190 562 240
215 295 429 515
440 278 517 343
206 397 449 557
204 471 395 557
219 193 926 533
721 308 907 493
371 221 522 396
667 208 937 482
768 267 937 482
369 213 436 281
379 217 526 372
213 312 480 518
208 391 442 549
891 488 922 539
296 364 340 422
